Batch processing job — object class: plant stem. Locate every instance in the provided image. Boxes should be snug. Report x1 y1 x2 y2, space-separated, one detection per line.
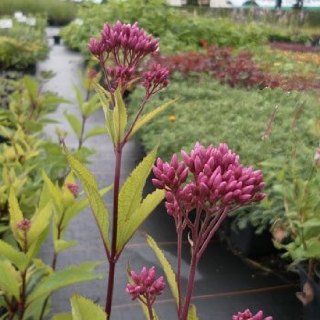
177 226 183 317
180 245 198 320
78 115 86 150
146 295 154 320
18 270 27 320
105 146 123 319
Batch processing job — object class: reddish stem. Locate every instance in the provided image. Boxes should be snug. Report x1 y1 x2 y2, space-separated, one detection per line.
105 146 123 319
176 224 183 316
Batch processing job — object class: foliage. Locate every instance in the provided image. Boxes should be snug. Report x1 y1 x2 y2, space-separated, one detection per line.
0 186 101 319
129 76 320 231
0 16 48 70
154 46 320 91
60 0 314 57
0 0 77 25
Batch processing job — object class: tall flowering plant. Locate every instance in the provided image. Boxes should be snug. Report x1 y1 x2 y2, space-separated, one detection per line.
65 21 174 319
147 142 266 319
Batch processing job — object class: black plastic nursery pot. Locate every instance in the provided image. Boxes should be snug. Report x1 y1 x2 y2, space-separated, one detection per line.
299 270 320 320
53 35 61 45
223 216 276 258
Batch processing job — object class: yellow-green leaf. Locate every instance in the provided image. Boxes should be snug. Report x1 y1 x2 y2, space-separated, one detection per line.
28 203 52 247
118 148 157 235
8 188 24 245
0 240 28 271
27 262 102 304
0 260 20 299
42 172 63 214
117 189 164 253
54 240 77 253
113 88 127 143
66 152 110 253
52 313 73 320
188 304 200 320
71 295 106 320
147 235 179 305
129 99 177 139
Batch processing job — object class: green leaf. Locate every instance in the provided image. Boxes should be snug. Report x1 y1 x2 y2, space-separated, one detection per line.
71 295 106 320
62 185 112 230
188 304 200 320
0 260 20 299
74 85 84 110
42 172 63 214
82 94 100 117
65 113 82 138
52 313 73 320
129 99 177 139
26 225 50 262
118 148 157 233
28 203 52 247
113 88 127 143
0 240 28 271
54 240 77 253
8 188 24 245
66 151 110 253
117 189 164 253
27 262 102 304
23 76 38 101
147 235 179 306
84 127 106 141
94 82 115 143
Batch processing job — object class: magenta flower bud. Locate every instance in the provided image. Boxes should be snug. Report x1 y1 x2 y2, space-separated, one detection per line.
17 218 31 231
232 309 272 320
126 266 165 302
66 183 79 198
88 37 104 57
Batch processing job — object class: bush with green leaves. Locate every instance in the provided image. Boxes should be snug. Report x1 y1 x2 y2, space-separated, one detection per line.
0 16 48 70
0 0 77 26
0 174 103 319
60 0 313 57
128 74 320 232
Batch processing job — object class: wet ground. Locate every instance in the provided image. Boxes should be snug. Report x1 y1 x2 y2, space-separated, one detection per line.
39 28 302 320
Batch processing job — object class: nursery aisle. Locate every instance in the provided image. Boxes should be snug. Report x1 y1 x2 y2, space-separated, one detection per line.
38 28 301 320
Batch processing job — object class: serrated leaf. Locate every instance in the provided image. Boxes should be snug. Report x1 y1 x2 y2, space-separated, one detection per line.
113 88 127 143
71 295 106 320
188 304 200 320
118 148 157 234
0 240 28 271
26 225 50 262
62 185 112 230
147 235 179 305
27 262 102 304
129 99 177 139
0 260 20 299
54 240 77 253
73 85 84 109
8 188 24 245
52 313 73 320
42 172 63 214
66 152 110 253
117 189 164 253
65 113 82 138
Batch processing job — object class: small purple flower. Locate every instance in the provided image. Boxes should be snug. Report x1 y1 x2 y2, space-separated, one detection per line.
17 218 31 231
106 65 135 91
142 64 170 95
126 266 165 302
232 309 273 320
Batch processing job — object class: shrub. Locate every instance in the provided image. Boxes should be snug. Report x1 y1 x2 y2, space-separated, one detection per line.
0 17 48 70
0 0 77 25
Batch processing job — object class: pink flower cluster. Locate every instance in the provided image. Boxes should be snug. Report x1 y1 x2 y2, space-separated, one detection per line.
88 21 169 95
233 309 273 320
126 267 165 302
17 218 31 231
153 142 265 218
142 63 170 95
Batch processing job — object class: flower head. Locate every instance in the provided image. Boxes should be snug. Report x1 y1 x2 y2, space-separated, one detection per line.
106 65 135 91
232 309 273 320
126 266 165 302
142 64 169 95
153 142 265 216
17 218 31 232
